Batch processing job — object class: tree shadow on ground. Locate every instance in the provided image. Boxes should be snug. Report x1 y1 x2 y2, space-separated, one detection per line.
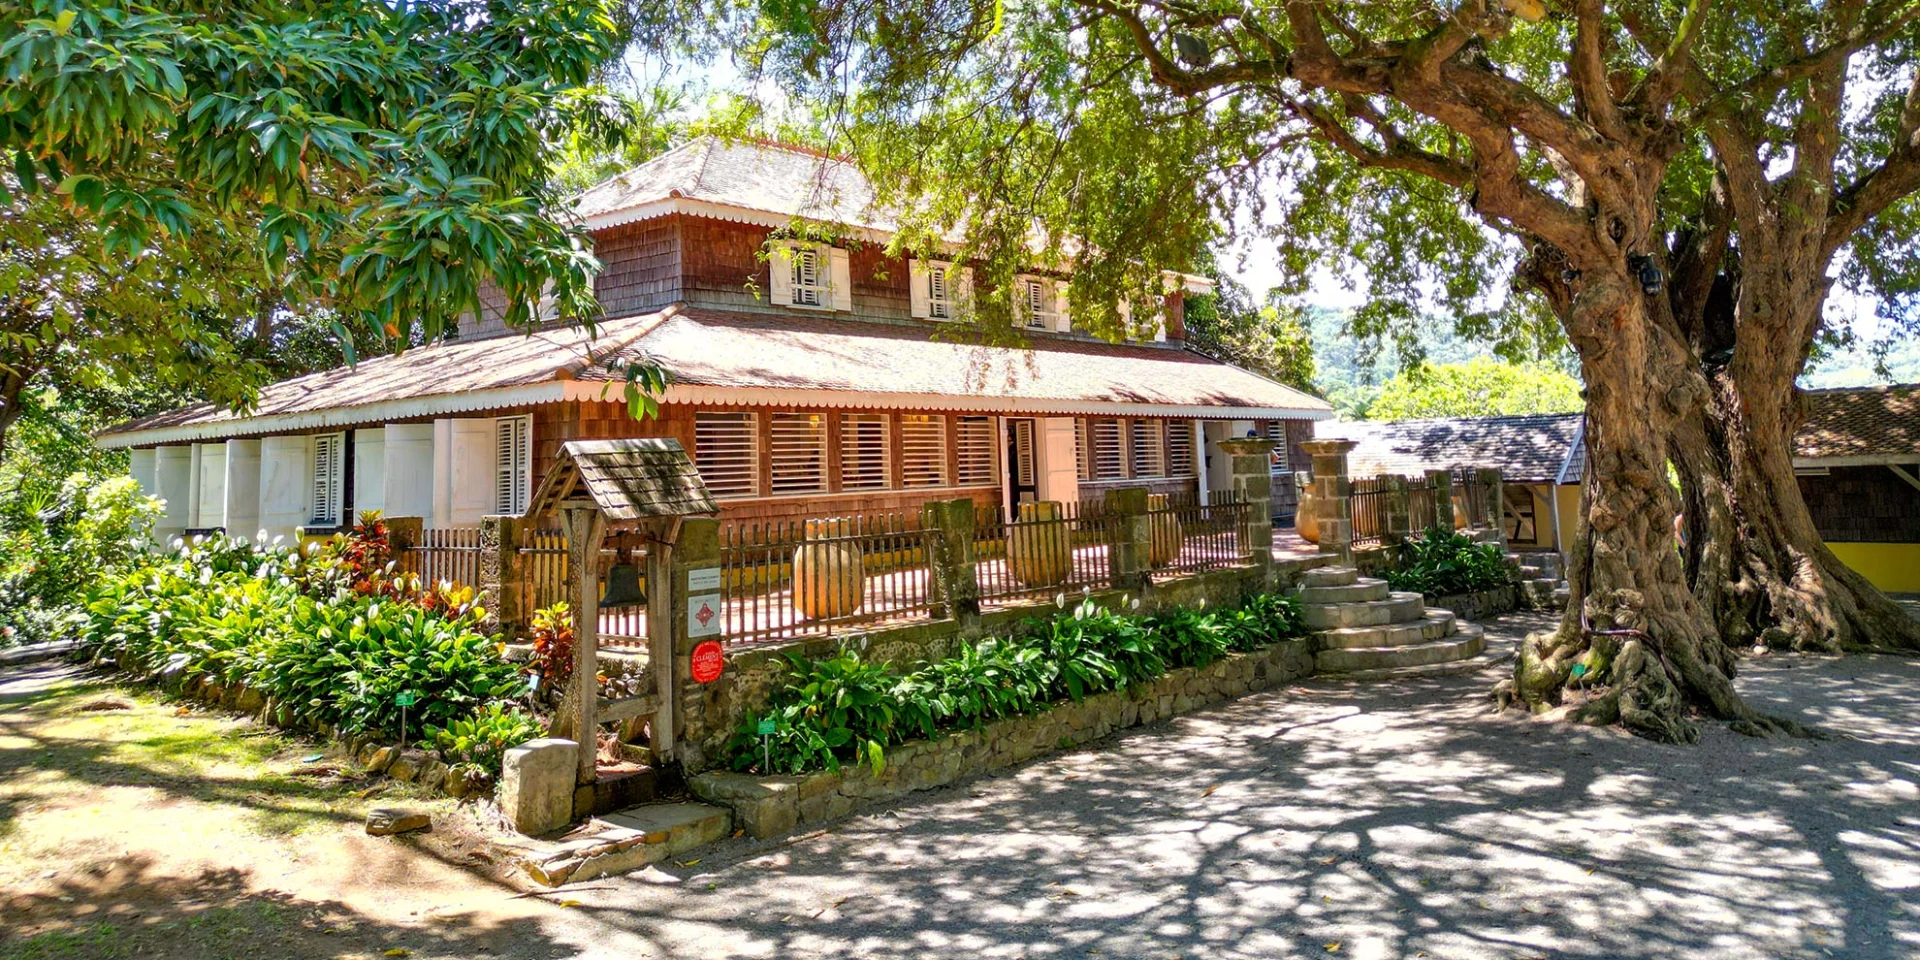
0 853 554 960
539 610 1920 960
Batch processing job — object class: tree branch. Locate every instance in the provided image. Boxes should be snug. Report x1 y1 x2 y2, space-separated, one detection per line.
1691 0 1920 123
1572 0 1624 138
1823 68 1920 253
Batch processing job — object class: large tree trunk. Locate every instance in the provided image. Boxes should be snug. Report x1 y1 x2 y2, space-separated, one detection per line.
1678 370 1920 654
1503 277 1802 742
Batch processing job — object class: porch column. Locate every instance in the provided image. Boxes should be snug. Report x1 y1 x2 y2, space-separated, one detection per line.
1034 417 1081 506
258 436 312 543
1217 438 1276 565
224 439 261 539
1301 439 1358 566
151 446 193 545
354 428 387 517
383 424 435 521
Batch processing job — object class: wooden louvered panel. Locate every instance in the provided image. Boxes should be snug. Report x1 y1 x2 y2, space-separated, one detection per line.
839 413 890 490
1129 420 1165 478
899 415 949 487
1166 420 1196 478
955 416 998 486
695 411 759 498
769 412 828 494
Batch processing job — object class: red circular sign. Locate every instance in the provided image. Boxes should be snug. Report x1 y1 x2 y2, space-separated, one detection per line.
690 640 725 684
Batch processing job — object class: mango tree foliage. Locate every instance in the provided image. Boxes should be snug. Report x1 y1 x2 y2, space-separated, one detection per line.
710 0 1920 741
1183 275 1316 390
0 0 635 448
1365 359 1582 421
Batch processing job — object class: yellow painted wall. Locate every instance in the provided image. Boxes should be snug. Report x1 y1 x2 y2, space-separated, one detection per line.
1554 483 1581 554
1827 542 1920 593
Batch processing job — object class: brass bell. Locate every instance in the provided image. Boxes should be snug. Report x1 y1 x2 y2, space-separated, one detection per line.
600 563 648 608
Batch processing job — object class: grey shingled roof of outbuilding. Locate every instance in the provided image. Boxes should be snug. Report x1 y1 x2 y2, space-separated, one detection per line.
528 439 718 523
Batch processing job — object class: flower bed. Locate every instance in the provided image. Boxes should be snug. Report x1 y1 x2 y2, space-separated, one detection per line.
79 515 543 788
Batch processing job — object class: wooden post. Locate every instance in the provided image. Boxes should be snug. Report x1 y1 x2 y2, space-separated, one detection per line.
645 517 680 764
562 504 606 787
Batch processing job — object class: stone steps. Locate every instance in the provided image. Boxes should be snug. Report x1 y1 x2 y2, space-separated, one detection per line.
1301 591 1428 629
1314 624 1486 673
1297 578 1391 604
517 801 732 886
1299 565 1359 588
1319 637 1515 682
1316 610 1457 649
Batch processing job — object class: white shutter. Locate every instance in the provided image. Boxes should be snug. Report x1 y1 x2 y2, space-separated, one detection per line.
768 243 793 306
695 412 760 498
1054 285 1072 332
955 416 998 486
310 433 344 526
839 413 890 490
899 415 948 487
768 412 828 494
829 247 853 312
909 259 931 318
494 415 530 515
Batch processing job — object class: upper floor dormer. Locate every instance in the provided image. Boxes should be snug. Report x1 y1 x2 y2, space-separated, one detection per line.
458 138 1211 342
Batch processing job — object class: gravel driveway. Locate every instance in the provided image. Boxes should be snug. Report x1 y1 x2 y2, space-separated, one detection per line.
533 610 1919 960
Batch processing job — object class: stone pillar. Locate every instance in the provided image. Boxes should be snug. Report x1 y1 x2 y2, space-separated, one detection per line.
1381 474 1412 547
670 518 723 773
1300 440 1358 566
479 514 528 636
1104 486 1152 592
1477 467 1505 541
1217 438 1276 565
920 498 979 621
1426 469 1454 535
384 515 424 554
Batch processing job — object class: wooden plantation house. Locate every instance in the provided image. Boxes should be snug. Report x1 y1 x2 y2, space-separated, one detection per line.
99 138 1332 543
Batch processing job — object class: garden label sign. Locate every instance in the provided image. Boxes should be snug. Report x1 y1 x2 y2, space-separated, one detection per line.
690 639 725 684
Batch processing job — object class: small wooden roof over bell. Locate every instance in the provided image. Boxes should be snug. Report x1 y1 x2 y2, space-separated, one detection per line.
527 438 718 522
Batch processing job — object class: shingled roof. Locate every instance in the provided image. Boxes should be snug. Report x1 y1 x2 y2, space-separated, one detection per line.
1316 413 1584 483
572 138 884 232
1794 384 1920 463
528 439 718 522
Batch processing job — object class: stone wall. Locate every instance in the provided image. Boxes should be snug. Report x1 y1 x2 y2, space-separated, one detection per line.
690 636 1316 839
672 554 1326 774
1427 584 1520 621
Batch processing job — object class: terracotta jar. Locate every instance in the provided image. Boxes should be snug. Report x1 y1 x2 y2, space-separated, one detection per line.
1295 486 1321 544
792 518 866 619
1007 501 1072 587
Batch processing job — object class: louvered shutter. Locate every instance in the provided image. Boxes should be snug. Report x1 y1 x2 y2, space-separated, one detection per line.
1166 421 1197 477
695 412 760 498
1092 419 1125 480
769 412 828 494
839 413 890 490
1129 420 1165 478
494 416 530 515
310 433 344 526
909 260 931 318
955 416 998 485
1074 418 1092 480
1265 420 1291 472
829 247 853 312
899 415 949 487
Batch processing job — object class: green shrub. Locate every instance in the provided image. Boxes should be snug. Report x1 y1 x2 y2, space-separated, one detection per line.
731 591 1314 775
78 526 534 773
1 472 162 646
1386 527 1517 596
430 702 547 776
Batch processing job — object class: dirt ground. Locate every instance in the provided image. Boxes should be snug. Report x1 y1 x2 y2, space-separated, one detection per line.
4 611 1917 959
0 661 569 960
